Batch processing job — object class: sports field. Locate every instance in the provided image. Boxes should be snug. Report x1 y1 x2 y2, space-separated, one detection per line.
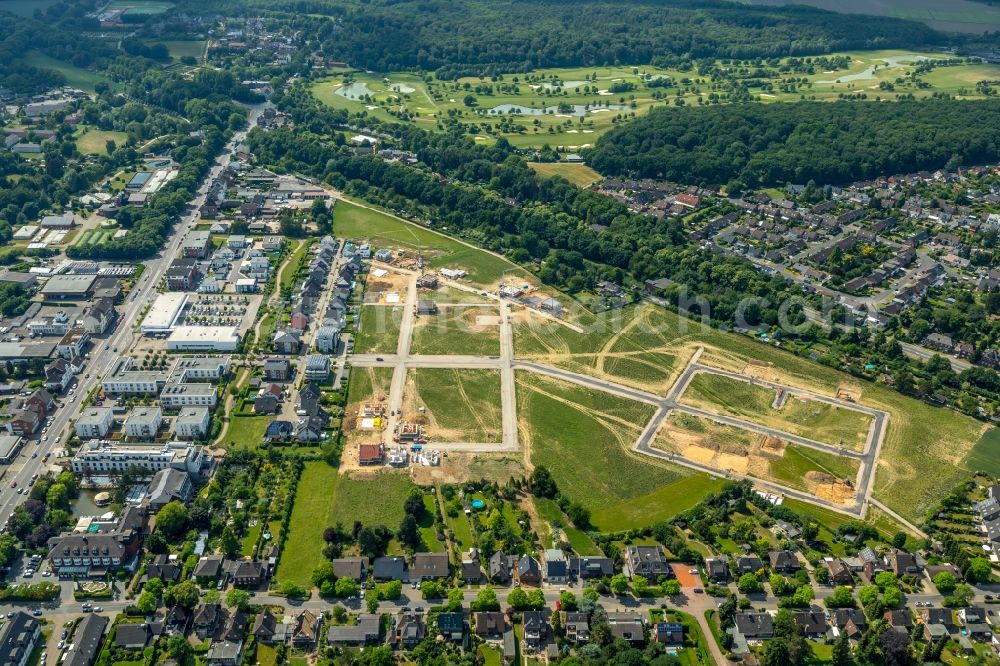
405 368 503 443
76 129 128 155
313 54 1000 148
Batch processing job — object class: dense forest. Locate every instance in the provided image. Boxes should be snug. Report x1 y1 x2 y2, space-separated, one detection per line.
583 99 1000 189
177 0 945 76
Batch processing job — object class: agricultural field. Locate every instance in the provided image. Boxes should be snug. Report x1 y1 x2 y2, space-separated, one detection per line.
74 228 118 248
332 199 526 286
749 0 1000 34
515 370 721 530
410 306 502 356
354 305 403 354
313 55 1000 149
75 129 128 156
527 162 602 187
513 304 691 394
404 369 503 443
679 372 874 450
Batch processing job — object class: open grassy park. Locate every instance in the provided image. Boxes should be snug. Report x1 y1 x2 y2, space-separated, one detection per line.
76 129 128 156
406 369 503 443
527 162 602 187
333 199 526 286
410 306 502 356
679 372 874 451
23 51 106 92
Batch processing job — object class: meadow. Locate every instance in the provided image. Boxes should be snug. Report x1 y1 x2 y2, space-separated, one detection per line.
410 306 502 356
515 370 722 530
407 368 503 442
23 51 105 92
76 129 128 156
354 305 403 354
277 462 341 587
332 199 526 285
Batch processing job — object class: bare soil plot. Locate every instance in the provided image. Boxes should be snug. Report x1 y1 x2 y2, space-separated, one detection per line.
404 368 504 443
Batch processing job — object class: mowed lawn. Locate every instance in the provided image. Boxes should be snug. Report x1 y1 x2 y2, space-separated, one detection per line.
354 305 403 354
410 306 501 356
527 162 602 187
516 371 719 530
680 372 873 450
277 462 341 587
332 199 525 285
222 415 273 449
76 129 128 155
330 472 416 530
410 368 503 442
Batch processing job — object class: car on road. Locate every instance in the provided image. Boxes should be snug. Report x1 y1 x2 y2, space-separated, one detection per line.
93 606 102 612
58 640 64 649
41 571 50 577
31 452 36 458
376 357 384 361
61 630 67 639
693 588 704 594
32 609 41 617
9 481 15 488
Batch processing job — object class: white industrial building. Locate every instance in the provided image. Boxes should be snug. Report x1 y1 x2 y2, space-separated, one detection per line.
166 326 240 352
140 293 188 335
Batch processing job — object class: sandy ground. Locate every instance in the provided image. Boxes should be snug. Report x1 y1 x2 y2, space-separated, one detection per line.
808 471 856 504
671 563 701 588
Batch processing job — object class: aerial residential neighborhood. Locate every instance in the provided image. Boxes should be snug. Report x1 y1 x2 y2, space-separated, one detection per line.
5 0 1000 665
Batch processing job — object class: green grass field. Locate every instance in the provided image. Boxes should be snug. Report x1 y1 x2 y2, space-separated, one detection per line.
514 305 684 394
516 370 721 530
354 305 403 354
330 472 416 530
410 306 501 356
278 239 308 292
517 302 985 523
767 444 861 493
528 162 602 187
965 427 1000 477
332 199 526 285
76 129 128 156
680 372 873 450
408 368 503 442
23 51 105 92
74 229 116 247
160 40 206 60
278 462 340 587
346 365 394 408
223 415 273 449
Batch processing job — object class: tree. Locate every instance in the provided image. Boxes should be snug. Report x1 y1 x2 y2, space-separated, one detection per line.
528 588 546 609
891 532 907 549
663 579 681 596
560 590 578 611
858 585 880 606
397 514 420 547
738 573 762 593
312 561 336 589
945 583 974 607
831 632 850 666
610 573 629 595
335 577 359 598
377 580 402 601
874 571 897 589
45 483 69 511
225 589 249 610
966 557 992 583
366 595 379 614
144 578 164 598
136 591 157 614
280 581 307 599
156 501 190 539
445 587 464 612
169 580 200 609
0 534 17 569
826 586 856 608
472 586 500 611
528 466 558 497
421 581 445 599
507 587 530 610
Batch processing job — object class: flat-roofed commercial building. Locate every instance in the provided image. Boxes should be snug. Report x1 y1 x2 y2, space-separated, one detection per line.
140 293 188 335
166 326 240 352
